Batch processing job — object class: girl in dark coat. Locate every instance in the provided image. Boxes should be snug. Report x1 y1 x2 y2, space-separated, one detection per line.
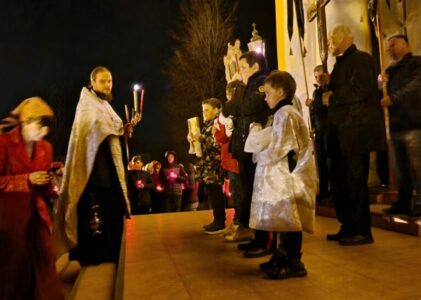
128 155 155 214
160 151 187 212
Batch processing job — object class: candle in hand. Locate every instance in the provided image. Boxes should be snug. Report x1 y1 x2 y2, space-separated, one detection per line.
140 88 144 112
133 84 141 112
124 104 129 122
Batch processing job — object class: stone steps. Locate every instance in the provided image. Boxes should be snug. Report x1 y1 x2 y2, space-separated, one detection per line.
316 203 421 237
70 263 117 300
56 253 81 299
58 221 126 300
56 253 118 300
368 186 397 204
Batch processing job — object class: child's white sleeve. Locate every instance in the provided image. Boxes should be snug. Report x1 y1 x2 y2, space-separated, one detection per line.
244 126 272 153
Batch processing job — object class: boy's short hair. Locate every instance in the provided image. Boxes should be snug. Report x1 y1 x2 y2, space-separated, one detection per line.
202 98 221 109
239 51 268 73
264 70 297 100
313 65 324 73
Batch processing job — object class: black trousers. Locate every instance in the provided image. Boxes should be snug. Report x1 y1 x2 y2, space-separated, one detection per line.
204 183 226 227
237 153 271 248
237 153 256 226
314 130 329 199
330 153 372 236
278 231 302 259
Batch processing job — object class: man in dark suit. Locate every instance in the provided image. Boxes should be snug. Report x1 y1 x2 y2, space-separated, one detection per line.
323 24 386 246
381 34 421 217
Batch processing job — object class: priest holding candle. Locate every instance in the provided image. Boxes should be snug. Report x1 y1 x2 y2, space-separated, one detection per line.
54 66 132 265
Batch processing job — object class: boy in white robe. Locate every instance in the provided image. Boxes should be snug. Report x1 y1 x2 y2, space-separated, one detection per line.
245 70 317 279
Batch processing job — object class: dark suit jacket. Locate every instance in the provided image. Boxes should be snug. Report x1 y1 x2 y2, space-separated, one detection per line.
228 71 271 158
327 44 386 156
386 52 421 132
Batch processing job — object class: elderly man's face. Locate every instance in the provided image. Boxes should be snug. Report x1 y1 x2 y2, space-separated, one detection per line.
91 71 113 96
387 37 409 61
328 31 343 57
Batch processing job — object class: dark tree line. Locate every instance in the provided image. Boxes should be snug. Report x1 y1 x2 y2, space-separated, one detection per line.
164 0 238 163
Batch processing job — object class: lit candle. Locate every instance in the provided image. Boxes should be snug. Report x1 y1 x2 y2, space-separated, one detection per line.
140 88 144 112
136 179 143 189
52 185 60 193
124 104 129 122
133 84 140 112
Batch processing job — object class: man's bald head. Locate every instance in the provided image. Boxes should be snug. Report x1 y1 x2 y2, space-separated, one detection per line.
328 24 354 56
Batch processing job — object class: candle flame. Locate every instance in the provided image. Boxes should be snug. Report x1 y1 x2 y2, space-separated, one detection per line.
133 84 141 91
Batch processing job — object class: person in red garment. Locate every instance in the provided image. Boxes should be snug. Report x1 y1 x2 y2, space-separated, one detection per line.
0 97 64 300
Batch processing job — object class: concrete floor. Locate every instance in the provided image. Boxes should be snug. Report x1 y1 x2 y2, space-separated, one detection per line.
123 209 421 300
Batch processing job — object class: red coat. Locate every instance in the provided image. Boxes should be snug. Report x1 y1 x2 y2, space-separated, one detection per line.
213 119 239 174
0 127 64 300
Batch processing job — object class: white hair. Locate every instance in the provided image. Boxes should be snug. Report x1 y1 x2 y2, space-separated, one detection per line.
331 24 354 43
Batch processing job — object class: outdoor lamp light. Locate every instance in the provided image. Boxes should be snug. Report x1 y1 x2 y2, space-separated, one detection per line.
247 23 265 56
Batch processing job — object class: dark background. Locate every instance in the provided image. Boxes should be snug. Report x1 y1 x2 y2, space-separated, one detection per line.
0 0 276 164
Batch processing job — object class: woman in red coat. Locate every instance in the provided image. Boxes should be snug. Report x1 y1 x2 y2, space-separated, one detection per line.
0 98 64 300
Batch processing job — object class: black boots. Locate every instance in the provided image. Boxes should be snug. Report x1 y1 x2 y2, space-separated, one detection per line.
267 257 307 280
260 249 307 280
259 249 288 272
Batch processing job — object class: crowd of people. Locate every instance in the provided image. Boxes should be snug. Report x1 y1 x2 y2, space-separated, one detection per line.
1 22 420 298
188 49 316 279
185 23 421 279
126 152 203 214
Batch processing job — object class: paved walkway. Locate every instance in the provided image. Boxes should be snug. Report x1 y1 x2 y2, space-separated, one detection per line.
123 209 421 300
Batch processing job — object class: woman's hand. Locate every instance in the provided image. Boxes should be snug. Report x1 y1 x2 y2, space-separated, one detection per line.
29 171 51 186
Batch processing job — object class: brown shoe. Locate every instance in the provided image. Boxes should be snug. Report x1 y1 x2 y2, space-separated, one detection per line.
224 224 238 236
225 226 254 243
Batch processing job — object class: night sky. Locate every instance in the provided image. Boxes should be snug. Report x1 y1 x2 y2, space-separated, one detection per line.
0 0 276 164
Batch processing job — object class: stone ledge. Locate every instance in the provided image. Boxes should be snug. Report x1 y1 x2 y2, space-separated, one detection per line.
317 203 421 237
70 263 117 300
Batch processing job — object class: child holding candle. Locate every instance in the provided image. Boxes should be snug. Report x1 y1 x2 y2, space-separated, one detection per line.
159 150 187 212
193 98 226 234
127 155 155 214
